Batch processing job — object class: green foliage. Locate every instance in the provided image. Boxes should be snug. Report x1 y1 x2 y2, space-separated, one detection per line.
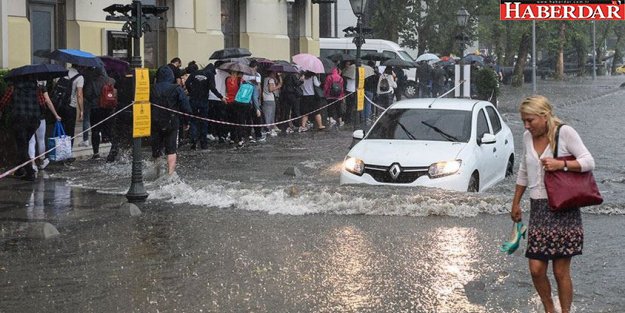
476 67 500 100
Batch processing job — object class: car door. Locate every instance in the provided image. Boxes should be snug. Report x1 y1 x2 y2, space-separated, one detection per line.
474 106 497 186
485 105 509 181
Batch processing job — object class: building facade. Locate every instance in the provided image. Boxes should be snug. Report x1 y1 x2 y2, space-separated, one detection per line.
0 0 321 69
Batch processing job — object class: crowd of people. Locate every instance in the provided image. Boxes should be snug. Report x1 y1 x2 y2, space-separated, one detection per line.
1 52 503 179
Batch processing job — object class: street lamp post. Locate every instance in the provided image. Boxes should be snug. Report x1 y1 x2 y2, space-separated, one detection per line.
348 0 367 131
104 1 168 203
455 7 470 98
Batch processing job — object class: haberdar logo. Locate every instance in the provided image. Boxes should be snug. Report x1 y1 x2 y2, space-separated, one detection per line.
500 1 625 20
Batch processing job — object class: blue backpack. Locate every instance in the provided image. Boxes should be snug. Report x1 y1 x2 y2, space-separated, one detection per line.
235 82 254 104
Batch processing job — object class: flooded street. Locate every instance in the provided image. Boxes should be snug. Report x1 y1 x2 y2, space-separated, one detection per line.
1 77 625 312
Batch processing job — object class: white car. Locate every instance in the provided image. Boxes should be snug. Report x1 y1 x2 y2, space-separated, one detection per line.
340 98 515 192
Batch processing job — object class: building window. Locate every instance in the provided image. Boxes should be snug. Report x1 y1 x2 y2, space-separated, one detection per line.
29 0 65 63
221 0 240 48
107 31 130 60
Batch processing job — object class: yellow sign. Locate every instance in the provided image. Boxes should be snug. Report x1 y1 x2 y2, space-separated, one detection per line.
133 102 151 138
358 67 365 90
134 68 150 102
357 89 365 111
133 69 151 138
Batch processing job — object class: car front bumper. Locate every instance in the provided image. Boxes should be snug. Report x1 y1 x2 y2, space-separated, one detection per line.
339 169 471 192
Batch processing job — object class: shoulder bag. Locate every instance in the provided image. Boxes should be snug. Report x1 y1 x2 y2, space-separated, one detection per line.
544 124 603 212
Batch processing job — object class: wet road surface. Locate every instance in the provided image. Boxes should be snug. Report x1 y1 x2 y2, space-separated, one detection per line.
1 76 625 312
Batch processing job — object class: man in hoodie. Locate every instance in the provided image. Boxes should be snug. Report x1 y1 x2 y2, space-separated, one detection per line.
185 62 225 149
150 66 192 175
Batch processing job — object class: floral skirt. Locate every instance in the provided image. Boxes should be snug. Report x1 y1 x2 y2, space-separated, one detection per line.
525 198 584 260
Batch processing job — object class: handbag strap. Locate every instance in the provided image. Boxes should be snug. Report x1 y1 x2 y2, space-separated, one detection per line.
553 124 564 158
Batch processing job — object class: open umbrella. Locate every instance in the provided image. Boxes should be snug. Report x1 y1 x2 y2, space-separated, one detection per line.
209 48 252 60
318 57 336 74
342 64 375 80
292 53 325 74
268 63 299 73
463 54 484 65
416 53 440 62
218 61 254 75
382 58 416 68
361 52 390 61
4 63 68 81
48 49 103 68
98 56 130 77
327 53 355 63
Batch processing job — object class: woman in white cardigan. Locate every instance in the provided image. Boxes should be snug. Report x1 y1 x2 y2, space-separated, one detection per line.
510 95 595 313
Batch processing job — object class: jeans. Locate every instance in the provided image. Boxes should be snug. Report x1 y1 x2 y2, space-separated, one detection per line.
262 100 276 130
364 91 373 121
190 98 209 145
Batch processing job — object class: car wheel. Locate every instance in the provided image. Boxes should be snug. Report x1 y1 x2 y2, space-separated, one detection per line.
404 81 418 98
505 155 514 178
467 172 479 192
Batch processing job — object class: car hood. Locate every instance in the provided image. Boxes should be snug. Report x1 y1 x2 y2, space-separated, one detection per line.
348 140 467 166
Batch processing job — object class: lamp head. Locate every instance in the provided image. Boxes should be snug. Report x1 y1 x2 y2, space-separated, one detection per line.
348 0 368 17
456 7 470 27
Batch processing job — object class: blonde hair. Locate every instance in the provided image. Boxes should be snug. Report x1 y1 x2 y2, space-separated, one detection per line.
519 95 563 149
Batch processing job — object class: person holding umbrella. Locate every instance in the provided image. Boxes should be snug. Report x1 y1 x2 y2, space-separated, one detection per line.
56 63 84 148
0 75 46 181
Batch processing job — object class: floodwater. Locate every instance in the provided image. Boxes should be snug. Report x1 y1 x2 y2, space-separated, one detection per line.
1 78 624 312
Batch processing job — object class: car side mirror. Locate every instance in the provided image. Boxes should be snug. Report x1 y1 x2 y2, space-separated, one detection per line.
478 133 496 145
352 130 364 140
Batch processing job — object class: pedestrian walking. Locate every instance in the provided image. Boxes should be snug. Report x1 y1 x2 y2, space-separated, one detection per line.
394 66 406 102
299 71 325 132
55 64 84 148
206 62 228 143
150 65 192 175
510 95 595 313
185 61 211 150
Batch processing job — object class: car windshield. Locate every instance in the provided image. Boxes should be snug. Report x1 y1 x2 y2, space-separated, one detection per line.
367 108 472 142
398 50 415 62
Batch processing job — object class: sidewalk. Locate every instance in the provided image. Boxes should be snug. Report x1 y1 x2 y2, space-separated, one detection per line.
72 118 110 160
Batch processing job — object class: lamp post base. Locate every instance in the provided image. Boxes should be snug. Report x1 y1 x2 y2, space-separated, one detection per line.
125 137 148 203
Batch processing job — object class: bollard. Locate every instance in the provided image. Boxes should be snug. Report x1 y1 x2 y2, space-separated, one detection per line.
283 166 302 177
25 222 60 239
120 203 142 216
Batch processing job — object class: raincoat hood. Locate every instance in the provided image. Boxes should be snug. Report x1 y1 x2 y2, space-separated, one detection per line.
156 65 174 84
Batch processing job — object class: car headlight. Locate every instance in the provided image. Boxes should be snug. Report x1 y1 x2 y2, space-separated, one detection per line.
428 160 462 178
344 156 365 176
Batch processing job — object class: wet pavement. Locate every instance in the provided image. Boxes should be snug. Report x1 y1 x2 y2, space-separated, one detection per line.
1 76 625 312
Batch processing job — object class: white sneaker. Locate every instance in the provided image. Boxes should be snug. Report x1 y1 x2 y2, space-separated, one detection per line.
207 134 216 141
38 158 50 170
257 136 267 142
32 162 38 173
286 127 294 134
79 140 90 147
270 130 278 137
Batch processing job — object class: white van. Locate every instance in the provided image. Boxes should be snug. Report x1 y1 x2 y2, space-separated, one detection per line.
319 37 418 98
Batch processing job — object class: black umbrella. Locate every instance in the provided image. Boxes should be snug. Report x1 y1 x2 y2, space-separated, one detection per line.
361 52 390 61
218 61 254 75
268 63 299 73
382 58 416 68
317 57 336 74
48 49 103 68
98 56 130 77
4 63 68 81
463 54 485 65
209 48 252 60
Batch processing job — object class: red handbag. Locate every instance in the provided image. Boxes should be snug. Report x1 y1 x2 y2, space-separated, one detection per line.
544 125 603 212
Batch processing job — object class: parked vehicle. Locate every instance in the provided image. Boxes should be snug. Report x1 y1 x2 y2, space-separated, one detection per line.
320 37 419 98
340 98 515 192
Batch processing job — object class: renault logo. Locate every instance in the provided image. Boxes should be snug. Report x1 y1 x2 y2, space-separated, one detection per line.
389 164 402 180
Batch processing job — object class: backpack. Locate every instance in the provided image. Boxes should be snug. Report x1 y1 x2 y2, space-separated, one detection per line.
329 78 342 98
235 82 254 104
99 79 118 109
379 75 390 92
50 74 81 110
153 85 179 131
